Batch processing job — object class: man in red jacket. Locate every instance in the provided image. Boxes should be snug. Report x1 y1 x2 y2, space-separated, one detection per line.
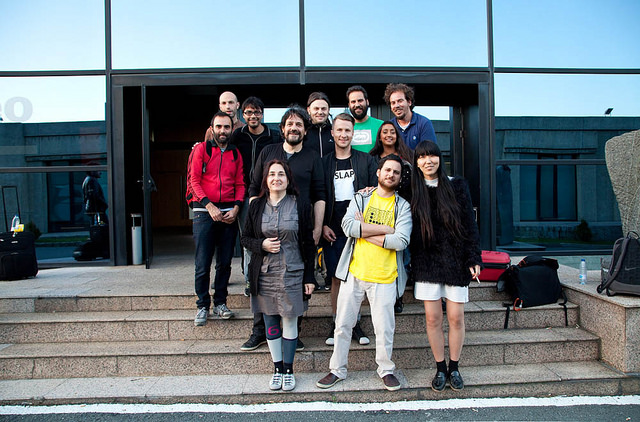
188 111 245 326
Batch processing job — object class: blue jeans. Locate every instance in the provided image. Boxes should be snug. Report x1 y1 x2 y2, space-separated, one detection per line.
193 211 237 309
323 235 347 280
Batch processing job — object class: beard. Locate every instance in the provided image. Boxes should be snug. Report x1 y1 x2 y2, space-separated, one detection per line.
379 176 400 191
350 105 368 120
213 132 229 147
284 130 303 146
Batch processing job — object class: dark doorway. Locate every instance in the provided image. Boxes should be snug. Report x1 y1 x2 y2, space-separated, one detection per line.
113 73 491 266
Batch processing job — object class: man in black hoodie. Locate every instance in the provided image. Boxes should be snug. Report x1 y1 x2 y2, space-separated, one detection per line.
231 96 281 297
322 113 377 346
305 92 334 157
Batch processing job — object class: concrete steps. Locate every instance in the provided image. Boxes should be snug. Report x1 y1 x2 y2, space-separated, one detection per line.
0 300 579 343
0 328 599 380
2 282 515 314
0 361 636 405
1 278 636 404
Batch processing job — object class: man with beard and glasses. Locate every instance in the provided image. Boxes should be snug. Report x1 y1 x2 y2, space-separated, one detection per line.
240 105 326 352
188 112 245 326
383 83 436 150
347 85 384 153
316 154 412 392
230 96 282 297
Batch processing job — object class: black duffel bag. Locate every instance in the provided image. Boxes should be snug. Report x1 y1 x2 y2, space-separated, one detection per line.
497 255 567 329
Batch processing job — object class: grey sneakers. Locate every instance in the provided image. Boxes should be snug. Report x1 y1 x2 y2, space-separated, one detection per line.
195 304 233 326
194 307 208 326
213 303 234 319
282 371 296 391
269 370 283 390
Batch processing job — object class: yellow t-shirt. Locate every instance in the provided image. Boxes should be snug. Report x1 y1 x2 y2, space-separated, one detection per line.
349 192 397 284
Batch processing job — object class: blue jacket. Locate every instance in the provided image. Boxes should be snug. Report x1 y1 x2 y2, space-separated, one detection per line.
392 112 437 149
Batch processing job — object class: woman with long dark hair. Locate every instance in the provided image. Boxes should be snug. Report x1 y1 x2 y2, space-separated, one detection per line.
409 140 482 392
369 121 413 201
241 159 316 392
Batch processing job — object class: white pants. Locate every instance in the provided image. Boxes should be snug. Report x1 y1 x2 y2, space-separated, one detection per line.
329 272 396 379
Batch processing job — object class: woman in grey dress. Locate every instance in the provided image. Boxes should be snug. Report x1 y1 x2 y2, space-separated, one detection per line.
241 160 316 392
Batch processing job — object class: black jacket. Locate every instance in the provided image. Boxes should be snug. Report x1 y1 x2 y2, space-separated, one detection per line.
304 121 334 158
249 143 326 204
322 149 378 227
230 124 281 193
410 177 482 287
241 195 317 296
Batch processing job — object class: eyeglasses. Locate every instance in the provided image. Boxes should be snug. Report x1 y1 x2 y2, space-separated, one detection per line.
243 110 263 116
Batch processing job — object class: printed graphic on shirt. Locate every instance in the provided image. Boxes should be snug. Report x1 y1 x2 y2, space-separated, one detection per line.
363 205 394 227
334 168 355 202
352 129 372 146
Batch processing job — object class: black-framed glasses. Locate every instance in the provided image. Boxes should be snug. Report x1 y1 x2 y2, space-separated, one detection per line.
243 110 263 116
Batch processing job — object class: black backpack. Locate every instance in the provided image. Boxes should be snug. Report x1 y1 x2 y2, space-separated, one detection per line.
597 231 640 297
498 255 568 329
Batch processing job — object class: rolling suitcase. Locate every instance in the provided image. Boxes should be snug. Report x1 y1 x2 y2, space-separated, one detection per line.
0 231 38 280
479 250 510 282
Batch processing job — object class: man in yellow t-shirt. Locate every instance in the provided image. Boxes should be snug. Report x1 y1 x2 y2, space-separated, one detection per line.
316 155 412 392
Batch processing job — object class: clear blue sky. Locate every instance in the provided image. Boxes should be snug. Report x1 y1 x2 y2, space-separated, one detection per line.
0 0 639 122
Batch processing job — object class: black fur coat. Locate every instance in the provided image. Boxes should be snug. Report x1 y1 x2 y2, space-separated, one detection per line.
410 177 482 287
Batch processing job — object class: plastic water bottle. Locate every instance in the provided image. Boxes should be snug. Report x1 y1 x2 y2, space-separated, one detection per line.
10 215 20 231
579 258 587 285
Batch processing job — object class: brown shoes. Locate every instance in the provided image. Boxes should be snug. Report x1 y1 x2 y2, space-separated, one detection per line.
316 372 343 389
382 374 400 391
382 374 401 391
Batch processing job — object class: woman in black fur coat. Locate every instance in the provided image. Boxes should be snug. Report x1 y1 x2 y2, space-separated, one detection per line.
409 141 482 392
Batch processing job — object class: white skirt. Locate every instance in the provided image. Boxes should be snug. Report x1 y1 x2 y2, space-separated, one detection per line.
414 282 469 303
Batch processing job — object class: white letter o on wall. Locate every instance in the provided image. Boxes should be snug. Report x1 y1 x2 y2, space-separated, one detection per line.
3 97 33 122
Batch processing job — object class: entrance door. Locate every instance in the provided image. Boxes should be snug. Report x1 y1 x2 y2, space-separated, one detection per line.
141 85 154 268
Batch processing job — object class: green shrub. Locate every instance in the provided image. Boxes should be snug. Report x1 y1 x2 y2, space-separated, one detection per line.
24 221 42 240
575 219 592 242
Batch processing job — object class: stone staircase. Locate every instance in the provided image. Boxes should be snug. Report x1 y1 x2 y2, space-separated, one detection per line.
1 273 637 405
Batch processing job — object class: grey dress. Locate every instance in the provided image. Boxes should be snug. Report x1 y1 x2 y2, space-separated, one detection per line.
250 195 307 317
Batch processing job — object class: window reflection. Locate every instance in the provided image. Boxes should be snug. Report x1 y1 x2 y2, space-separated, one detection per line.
305 0 487 67
111 0 300 69
0 1 104 71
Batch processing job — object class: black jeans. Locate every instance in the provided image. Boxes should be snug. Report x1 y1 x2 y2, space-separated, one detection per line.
193 211 237 309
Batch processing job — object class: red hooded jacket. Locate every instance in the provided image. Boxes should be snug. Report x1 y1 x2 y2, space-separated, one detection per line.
186 141 244 209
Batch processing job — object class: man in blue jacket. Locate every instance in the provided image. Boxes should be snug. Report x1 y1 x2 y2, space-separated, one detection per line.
384 83 437 149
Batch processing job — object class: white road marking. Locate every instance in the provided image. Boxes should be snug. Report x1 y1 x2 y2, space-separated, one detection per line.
1 396 639 414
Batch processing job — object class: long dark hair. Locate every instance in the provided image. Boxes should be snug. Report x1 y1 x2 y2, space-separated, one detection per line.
410 141 464 245
369 121 413 162
258 159 299 198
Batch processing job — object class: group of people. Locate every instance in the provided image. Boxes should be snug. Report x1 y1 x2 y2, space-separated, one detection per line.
186 83 482 393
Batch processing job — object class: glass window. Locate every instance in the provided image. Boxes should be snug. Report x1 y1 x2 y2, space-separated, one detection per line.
304 0 487 67
493 0 640 69
0 170 109 263
494 74 640 117
500 163 619 252
0 76 106 123
0 1 105 71
520 155 577 222
111 0 300 69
